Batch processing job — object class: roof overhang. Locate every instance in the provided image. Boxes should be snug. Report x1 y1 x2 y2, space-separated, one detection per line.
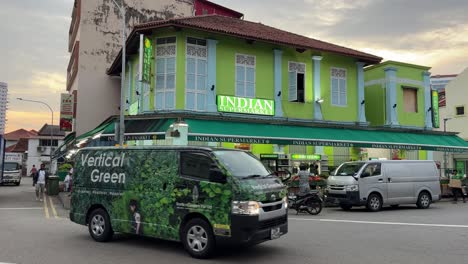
107 17 383 76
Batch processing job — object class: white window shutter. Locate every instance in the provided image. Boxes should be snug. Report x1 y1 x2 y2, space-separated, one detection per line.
288 71 297 101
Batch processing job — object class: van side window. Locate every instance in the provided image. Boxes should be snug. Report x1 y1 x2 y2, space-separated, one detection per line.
180 152 214 180
362 163 382 177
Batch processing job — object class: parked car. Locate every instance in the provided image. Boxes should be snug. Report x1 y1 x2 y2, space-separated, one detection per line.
326 160 441 211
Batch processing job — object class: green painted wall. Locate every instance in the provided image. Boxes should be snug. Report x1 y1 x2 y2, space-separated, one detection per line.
319 53 359 122
365 84 386 126
324 147 334 166
280 48 314 119
392 63 426 127
126 28 364 122
419 150 427 160
364 61 429 128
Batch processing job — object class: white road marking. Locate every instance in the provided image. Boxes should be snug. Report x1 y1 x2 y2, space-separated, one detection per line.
289 218 468 228
0 207 42 210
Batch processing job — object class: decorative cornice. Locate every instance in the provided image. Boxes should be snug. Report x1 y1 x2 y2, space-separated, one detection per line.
365 78 424 88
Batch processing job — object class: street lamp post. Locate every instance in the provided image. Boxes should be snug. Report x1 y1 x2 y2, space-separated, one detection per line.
17 98 54 167
111 0 126 146
443 117 452 176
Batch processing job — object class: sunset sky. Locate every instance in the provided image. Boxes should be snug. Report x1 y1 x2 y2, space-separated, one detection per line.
1 0 468 133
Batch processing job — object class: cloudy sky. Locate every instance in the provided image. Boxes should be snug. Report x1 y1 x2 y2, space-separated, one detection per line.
1 0 468 133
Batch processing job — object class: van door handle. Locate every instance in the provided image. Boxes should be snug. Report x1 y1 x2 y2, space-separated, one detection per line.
388 178 392 182
378 179 383 182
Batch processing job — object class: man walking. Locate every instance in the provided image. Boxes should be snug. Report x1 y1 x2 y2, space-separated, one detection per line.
35 164 47 201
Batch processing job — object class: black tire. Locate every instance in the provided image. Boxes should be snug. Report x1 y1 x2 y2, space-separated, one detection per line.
88 208 113 242
390 204 399 208
340 204 352 211
15 181 20 186
306 198 322 215
417 192 431 209
181 218 216 259
366 193 382 212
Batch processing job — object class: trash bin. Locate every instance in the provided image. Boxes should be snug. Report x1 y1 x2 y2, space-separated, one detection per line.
47 176 60 195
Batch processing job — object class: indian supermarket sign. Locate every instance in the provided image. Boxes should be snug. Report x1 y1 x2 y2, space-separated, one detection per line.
217 95 275 116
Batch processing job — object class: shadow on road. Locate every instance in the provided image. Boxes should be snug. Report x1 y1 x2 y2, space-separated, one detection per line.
89 233 288 261
326 204 442 213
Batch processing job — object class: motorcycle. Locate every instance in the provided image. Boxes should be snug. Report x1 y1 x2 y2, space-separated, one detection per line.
288 190 323 215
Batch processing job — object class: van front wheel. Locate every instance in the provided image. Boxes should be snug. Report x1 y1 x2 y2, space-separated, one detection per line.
366 193 382 212
88 208 113 242
417 192 431 209
182 218 215 259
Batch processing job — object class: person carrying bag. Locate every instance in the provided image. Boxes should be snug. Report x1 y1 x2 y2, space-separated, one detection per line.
449 170 466 203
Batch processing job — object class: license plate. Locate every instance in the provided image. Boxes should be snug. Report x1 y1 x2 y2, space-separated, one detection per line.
270 227 281 240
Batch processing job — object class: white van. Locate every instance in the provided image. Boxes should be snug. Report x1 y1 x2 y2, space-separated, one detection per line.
327 160 441 211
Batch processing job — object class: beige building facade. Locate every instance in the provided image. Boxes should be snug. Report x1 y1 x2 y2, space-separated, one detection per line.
67 0 195 136
436 68 468 175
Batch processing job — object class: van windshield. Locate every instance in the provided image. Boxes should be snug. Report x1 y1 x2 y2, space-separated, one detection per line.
4 162 20 171
213 151 271 178
335 162 365 176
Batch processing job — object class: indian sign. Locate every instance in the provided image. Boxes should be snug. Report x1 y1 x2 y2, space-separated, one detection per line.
217 95 275 116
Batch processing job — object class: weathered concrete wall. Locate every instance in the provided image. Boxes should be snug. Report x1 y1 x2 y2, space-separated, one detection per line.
74 0 194 136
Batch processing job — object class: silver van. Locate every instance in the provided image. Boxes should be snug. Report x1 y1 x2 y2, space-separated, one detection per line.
327 160 441 212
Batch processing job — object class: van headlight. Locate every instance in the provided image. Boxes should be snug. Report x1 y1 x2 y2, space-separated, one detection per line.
346 184 359 191
232 201 260 215
283 196 288 209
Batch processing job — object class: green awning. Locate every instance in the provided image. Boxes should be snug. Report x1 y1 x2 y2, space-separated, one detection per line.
99 118 174 141
75 118 116 142
185 119 468 152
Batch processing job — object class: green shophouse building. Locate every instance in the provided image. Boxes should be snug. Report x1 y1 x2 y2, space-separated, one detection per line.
364 61 437 160
58 15 468 171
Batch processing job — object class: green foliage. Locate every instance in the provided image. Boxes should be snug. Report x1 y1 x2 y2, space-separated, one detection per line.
58 163 73 172
200 182 232 225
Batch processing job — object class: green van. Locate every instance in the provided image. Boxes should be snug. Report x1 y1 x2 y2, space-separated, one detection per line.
70 146 288 258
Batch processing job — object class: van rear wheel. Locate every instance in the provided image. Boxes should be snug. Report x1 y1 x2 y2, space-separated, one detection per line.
182 218 215 259
417 192 431 209
88 208 113 242
366 193 382 212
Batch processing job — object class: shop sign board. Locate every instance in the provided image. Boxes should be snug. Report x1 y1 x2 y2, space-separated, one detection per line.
60 93 74 131
101 134 164 142
260 154 279 159
217 95 275 116
432 90 440 128
188 135 468 153
291 154 321 160
142 36 153 83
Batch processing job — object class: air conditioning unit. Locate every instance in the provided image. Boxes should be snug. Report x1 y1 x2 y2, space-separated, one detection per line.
37 146 45 152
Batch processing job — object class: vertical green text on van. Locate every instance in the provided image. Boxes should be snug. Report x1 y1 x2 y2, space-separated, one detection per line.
70 147 288 258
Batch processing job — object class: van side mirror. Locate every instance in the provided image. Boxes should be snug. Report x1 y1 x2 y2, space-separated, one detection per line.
361 172 370 178
209 168 227 184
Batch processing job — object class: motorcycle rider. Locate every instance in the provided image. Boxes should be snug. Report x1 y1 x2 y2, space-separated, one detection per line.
298 163 311 196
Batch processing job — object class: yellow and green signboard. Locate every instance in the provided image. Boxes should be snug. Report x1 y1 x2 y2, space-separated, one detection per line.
291 154 321 160
217 95 275 116
432 90 440 128
142 36 153 83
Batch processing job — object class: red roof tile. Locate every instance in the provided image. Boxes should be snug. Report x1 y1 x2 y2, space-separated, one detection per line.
108 15 382 75
5 138 29 153
4 129 38 141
